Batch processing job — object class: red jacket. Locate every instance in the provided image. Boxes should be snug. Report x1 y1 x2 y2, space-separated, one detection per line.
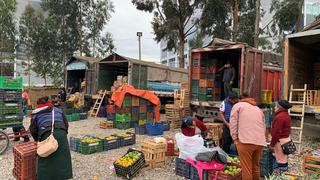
270 110 291 147
181 119 207 137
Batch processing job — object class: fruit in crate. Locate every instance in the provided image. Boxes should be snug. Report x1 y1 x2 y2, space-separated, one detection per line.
80 137 100 143
228 156 240 165
223 165 241 176
117 133 132 138
105 136 118 141
115 151 142 167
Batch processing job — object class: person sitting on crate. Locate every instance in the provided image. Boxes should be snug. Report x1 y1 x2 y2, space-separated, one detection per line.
29 96 73 180
219 92 239 153
181 116 207 137
270 100 293 174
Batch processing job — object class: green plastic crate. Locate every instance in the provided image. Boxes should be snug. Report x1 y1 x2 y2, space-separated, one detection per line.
139 98 147 105
73 113 80 121
77 139 103 155
0 103 22 115
198 88 207 95
0 77 23 90
0 115 23 123
66 114 74 121
139 113 147 120
116 114 131 122
122 99 132 107
192 86 199 94
198 94 207 101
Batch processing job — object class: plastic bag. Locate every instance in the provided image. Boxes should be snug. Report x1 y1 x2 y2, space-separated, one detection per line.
175 133 206 160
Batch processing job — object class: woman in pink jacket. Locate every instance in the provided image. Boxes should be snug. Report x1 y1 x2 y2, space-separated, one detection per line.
230 93 266 180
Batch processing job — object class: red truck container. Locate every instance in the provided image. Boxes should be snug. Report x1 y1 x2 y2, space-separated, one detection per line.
189 39 264 116
262 67 282 101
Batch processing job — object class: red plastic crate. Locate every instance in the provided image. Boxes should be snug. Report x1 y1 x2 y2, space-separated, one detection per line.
106 105 115 114
208 65 218 73
192 73 206 80
132 96 140 106
192 53 208 60
192 66 206 74
13 141 37 180
165 138 175 156
147 112 154 120
139 105 147 113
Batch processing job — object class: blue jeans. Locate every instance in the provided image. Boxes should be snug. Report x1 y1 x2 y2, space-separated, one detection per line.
23 106 28 116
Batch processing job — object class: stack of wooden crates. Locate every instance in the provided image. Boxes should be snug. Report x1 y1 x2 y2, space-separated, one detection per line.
141 139 166 169
165 82 190 129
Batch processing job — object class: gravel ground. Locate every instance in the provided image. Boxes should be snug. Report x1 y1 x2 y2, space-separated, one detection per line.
1 117 319 179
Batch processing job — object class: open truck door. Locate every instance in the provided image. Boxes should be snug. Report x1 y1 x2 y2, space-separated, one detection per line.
242 49 263 103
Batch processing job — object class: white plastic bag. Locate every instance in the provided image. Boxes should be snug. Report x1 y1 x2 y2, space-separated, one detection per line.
175 133 206 160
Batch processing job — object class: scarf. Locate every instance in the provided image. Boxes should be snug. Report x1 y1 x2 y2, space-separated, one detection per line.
240 98 257 106
36 102 53 109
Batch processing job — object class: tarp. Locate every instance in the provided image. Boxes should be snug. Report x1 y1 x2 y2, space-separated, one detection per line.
110 85 161 122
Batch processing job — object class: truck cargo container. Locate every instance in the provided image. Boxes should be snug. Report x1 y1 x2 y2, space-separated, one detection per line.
284 28 320 114
189 38 282 116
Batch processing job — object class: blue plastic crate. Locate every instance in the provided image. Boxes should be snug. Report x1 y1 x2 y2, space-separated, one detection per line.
131 106 139 115
69 136 79 152
107 113 115 121
135 125 146 135
175 157 191 179
260 147 274 178
130 121 139 128
160 121 170 131
103 137 120 151
192 80 199 87
146 106 154 113
145 122 164 136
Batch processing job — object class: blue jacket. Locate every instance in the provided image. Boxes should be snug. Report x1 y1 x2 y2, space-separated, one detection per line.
223 99 233 121
30 106 68 141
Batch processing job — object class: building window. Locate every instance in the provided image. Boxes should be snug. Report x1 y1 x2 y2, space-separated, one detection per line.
161 60 167 65
161 49 167 59
168 58 175 67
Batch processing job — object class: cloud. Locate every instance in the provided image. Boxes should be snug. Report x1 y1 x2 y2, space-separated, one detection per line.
105 0 160 63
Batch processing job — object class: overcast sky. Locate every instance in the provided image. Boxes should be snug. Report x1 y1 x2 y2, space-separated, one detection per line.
105 0 160 62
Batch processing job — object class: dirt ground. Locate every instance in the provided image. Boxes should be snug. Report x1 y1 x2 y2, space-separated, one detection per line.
1 116 320 180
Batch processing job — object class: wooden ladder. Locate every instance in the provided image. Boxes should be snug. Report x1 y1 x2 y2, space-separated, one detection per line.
288 84 307 154
90 90 107 117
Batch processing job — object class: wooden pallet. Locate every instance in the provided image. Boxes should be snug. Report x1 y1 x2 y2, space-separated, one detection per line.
99 120 113 129
303 151 320 173
307 90 320 106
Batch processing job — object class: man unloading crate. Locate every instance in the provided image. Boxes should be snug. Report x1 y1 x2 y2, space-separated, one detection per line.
219 61 236 98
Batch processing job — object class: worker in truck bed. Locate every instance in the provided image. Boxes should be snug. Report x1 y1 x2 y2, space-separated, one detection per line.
219 61 236 98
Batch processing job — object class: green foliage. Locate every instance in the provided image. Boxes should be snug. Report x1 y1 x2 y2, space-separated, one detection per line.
200 0 231 39
189 32 204 50
0 0 17 70
132 0 204 68
258 37 272 51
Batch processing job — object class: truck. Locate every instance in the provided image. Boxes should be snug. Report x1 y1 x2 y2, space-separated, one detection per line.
189 38 282 117
283 27 320 115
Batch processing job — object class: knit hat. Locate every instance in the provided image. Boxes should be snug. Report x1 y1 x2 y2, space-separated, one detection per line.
228 92 238 100
182 116 194 127
278 100 292 109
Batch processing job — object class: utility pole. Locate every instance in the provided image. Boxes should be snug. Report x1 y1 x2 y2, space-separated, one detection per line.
137 32 142 89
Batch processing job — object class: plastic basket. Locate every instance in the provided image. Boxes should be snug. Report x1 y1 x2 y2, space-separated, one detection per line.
13 141 37 180
135 125 146 135
106 113 115 121
114 121 130 130
0 77 23 90
114 149 145 179
117 132 136 147
175 157 191 179
161 121 170 131
146 106 154 113
145 122 164 136
79 112 88 120
116 114 131 123
77 138 103 155
62 108 74 115
103 136 120 151
0 90 22 102
69 136 80 152
130 121 139 128
0 103 23 115
260 147 274 178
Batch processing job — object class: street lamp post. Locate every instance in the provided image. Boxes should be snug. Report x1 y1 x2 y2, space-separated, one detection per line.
137 32 142 88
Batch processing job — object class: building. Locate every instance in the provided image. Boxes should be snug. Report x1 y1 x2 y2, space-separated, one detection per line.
304 0 320 27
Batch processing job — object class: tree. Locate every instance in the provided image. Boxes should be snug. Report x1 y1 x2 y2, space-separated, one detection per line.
132 0 204 68
200 0 231 40
189 32 204 49
83 0 114 57
254 0 261 47
270 0 303 52
19 4 38 87
95 32 115 58
0 0 17 76
232 0 239 42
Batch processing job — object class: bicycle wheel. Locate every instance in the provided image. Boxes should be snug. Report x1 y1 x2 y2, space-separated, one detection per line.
0 130 9 155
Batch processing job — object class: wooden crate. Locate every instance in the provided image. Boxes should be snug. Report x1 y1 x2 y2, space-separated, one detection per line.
165 104 182 129
141 139 166 169
303 151 320 174
99 120 113 129
180 82 189 90
307 90 320 106
205 123 223 140
174 89 190 108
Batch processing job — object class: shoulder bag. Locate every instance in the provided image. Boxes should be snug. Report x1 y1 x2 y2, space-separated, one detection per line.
281 139 296 155
37 109 59 157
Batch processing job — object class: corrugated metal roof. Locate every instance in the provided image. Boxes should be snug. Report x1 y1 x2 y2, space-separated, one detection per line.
67 56 100 65
303 19 320 31
100 53 188 74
